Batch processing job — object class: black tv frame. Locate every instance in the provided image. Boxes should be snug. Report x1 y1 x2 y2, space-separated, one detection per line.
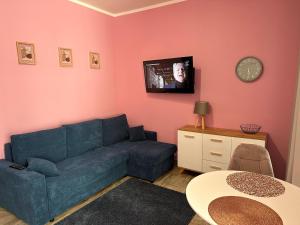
143 56 195 94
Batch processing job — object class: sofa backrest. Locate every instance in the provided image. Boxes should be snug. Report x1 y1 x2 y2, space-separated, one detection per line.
63 119 103 158
4 143 13 162
11 127 67 166
7 115 129 164
102 114 129 146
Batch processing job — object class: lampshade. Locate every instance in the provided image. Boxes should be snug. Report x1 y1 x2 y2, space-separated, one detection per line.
194 101 208 115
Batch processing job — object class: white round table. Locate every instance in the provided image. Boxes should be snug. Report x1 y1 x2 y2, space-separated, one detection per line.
186 170 300 225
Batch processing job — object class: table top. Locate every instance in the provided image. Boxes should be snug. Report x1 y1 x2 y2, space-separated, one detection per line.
186 171 300 225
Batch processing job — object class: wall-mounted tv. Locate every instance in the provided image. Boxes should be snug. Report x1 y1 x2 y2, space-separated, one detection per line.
143 56 194 93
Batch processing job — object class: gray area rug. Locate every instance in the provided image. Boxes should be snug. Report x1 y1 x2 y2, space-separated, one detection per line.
57 178 195 225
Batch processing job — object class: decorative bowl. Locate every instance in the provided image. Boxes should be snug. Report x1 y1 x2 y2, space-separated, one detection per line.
240 124 261 134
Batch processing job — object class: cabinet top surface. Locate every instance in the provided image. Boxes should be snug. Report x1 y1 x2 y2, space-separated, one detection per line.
179 125 267 140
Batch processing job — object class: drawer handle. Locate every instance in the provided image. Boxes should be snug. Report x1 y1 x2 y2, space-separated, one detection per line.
210 152 223 156
210 139 223 143
210 165 222 170
184 135 195 139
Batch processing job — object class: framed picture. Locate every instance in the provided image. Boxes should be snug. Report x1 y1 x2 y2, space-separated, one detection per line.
58 48 73 67
16 42 36 65
89 52 100 69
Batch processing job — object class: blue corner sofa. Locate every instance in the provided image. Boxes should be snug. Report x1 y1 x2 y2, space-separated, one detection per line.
0 114 176 225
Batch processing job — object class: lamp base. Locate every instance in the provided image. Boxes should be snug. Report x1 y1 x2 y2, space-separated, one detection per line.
194 116 199 128
201 115 206 130
194 115 206 130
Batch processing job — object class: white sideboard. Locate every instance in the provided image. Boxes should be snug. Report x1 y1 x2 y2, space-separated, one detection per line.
178 125 267 173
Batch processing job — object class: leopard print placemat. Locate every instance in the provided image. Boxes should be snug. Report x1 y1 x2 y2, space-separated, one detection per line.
226 172 285 197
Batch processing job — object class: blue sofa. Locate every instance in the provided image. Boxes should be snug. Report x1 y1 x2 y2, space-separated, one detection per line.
0 114 176 225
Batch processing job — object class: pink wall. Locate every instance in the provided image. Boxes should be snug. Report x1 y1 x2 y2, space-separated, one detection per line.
113 0 300 178
0 0 117 158
1 0 299 179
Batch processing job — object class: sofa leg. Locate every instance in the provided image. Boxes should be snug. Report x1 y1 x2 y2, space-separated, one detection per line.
50 218 55 222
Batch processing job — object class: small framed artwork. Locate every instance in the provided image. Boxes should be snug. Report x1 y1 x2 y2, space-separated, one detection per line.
89 52 100 69
16 42 36 65
58 48 73 67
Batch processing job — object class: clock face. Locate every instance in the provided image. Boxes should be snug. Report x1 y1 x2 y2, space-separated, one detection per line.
236 57 263 82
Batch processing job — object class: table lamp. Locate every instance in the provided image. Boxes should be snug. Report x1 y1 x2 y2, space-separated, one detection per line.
194 101 208 129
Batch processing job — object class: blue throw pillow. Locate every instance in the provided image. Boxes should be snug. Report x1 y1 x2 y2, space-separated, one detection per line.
27 158 60 177
129 126 146 142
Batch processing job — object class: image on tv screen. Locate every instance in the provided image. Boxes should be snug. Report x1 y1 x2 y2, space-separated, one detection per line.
143 56 194 93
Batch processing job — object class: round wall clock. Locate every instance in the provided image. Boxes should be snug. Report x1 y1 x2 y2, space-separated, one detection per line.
236 56 263 82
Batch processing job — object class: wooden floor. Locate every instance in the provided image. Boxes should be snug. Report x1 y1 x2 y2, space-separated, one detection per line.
0 167 209 225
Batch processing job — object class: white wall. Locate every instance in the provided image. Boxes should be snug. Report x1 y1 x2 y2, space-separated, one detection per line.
287 54 300 186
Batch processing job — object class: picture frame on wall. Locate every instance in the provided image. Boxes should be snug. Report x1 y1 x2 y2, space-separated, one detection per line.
58 48 73 67
16 42 36 65
89 52 100 69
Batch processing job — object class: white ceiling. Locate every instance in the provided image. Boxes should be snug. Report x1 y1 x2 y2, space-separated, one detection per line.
69 0 187 17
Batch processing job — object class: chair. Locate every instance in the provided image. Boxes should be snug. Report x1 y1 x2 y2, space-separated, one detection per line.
228 143 274 177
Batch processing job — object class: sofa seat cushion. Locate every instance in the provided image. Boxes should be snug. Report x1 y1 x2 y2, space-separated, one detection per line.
63 119 103 158
46 147 129 213
110 140 176 167
11 127 67 166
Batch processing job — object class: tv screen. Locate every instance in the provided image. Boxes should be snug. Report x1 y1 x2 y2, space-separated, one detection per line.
143 56 194 93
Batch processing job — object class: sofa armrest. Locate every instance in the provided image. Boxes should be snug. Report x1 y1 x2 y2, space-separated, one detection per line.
0 160 49 225
144 130 157 141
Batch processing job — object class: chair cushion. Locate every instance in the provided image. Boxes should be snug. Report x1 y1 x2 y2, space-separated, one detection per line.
129 126 146 142
63 119 103 158
102 114 129 146
27 157 60 177
110 140 176 166
46 147 129 211
11 127 67 166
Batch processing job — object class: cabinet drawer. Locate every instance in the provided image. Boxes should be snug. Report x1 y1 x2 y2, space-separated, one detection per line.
231 137 266 157
178 131 203 172
202 160 228 172
203 134 231 163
